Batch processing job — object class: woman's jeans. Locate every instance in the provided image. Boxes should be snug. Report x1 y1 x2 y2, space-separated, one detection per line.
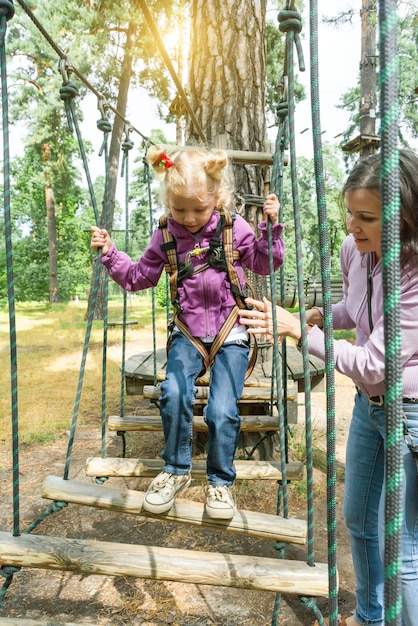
343 389 418 625
158 331 249 485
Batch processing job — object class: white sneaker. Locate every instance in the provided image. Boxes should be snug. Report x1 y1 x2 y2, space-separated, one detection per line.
143 471 191 514
204 485 236 519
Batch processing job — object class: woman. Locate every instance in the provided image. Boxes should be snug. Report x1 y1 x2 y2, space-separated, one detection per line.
239 149 418 626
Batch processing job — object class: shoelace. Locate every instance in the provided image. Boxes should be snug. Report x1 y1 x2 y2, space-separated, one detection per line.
207 486 231 502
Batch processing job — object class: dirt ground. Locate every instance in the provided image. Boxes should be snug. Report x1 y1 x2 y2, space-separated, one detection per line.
0 370 358 626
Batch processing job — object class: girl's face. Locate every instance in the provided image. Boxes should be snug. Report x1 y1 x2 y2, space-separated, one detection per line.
345 189 382 259
168 189 217 234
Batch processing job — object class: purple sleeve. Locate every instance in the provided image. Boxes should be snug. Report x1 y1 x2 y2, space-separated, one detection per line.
101 229 166 291
233 215 285 274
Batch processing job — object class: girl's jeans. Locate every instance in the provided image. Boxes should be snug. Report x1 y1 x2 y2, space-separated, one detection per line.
343 389 418 625
158 331 249 485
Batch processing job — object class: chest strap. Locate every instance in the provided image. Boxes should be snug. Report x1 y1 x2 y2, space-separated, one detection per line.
159 211 257 377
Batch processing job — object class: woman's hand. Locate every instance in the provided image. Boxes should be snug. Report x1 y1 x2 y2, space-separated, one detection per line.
91 226 112 256
239 297 302 344
263 194 280 225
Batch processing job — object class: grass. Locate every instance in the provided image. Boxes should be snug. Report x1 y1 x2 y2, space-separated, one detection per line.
0 295 167 447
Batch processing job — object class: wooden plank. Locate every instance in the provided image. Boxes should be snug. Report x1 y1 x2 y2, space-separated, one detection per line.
0 617 97 626
142 383 297 403
108 319 138 328
41 476 306 545
0 530 329 597
108 413 281 432
85 457 305 481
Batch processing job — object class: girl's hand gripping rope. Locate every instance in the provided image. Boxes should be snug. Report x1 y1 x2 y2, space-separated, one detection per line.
262 193 280 225
91 226 112 256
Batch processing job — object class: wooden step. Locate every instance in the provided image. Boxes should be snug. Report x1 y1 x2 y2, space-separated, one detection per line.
108 413 281 432
42 476 306 544
0 617 98 626
85 457 304 481
142 384 296 403
0 530 329 597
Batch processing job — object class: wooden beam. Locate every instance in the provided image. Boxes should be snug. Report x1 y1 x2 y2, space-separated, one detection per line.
42 476 306 544
108 413 280 432
142 384 296 403
0 531 329 597
0 617 96 626
162 144 274 166
85 457 304 482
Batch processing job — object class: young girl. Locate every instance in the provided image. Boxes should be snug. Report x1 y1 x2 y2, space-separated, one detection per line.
239 149 418 625
91 145 285 520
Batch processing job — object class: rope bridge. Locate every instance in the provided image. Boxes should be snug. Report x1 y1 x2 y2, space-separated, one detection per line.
0 1 404 626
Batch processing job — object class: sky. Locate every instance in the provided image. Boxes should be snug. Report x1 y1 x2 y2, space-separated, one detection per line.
80 1 362 166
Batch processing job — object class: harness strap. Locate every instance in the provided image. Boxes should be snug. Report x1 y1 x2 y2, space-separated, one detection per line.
159 211 257 378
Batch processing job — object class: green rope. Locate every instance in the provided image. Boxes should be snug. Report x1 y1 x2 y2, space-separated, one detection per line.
97 115 112 463
119 135 135 421
57 86 112 480
379 2 403 624
114 134 135 458
270 6 312 625
144 155 158 386
0 0 19 540
309 1 338 624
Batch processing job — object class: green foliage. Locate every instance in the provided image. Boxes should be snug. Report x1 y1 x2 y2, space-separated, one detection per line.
4 144 94 302
336 5 418 161
280 144 347 278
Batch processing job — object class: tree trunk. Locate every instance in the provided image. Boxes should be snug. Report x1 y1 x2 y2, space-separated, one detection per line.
88 20 138 320
42 139 60 304
360 0 377 158
188 0 269 292
46 184 60 303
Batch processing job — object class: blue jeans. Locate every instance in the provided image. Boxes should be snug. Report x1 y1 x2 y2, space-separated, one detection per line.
158 331 249 485
343 389 418 625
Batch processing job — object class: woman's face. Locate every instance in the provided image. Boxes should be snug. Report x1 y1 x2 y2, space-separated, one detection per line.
345 189 382 259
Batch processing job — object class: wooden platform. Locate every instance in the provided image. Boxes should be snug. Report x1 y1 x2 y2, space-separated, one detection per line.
124 344 325 396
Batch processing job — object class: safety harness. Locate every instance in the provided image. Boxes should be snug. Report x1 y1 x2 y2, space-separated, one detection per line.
159 208 257 378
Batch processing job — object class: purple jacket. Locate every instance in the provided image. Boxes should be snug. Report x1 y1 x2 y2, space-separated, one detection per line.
101 211 285 339
308 234 418 398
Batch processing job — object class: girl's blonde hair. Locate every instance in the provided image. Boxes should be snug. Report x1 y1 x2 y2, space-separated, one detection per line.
147 145 233 208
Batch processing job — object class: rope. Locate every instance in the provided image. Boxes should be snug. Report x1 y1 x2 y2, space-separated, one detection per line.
270 5 315 624
97 113 112 466
134 0 207 144
15 0 153 145
0 0 19 540
143 155 159 387
379 2 403 624
114 131 135 458
308 2 338 624
58 73 110 481
119 131 135 421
